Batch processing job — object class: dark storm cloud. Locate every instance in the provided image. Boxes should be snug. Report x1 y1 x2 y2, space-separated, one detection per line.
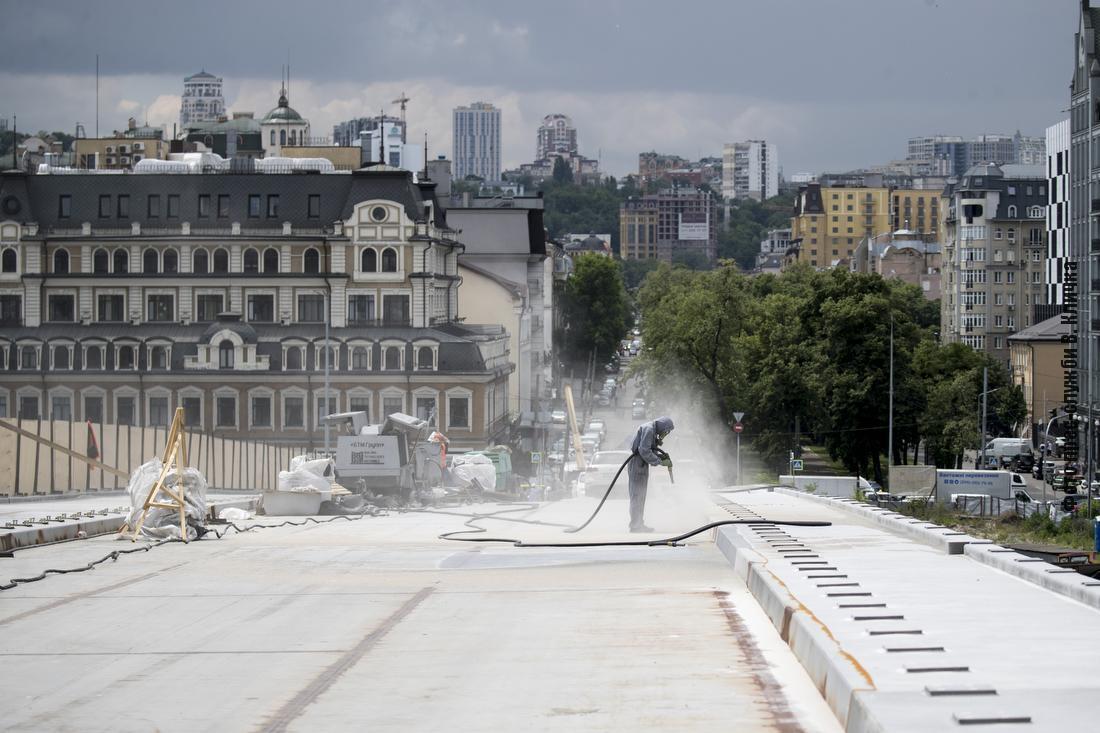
0 0 1080 174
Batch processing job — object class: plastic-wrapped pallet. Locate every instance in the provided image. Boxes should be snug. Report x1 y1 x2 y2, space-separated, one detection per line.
450 453 497 491
265 455 334 515
122 458 208 541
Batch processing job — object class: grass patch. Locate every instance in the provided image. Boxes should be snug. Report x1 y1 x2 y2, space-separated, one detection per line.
897 499 1099 551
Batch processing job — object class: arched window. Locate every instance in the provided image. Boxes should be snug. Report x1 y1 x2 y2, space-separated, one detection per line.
163 249 178 273
270 130 275 146
53 345 70 369
384 346 401 370
212 248 229 273
113 249 128 274
219 342 234 369
1007 205 1017 218
143 248 159 273
351 346 370 369
381 248 397 272
303 248 320 273
150 345 167 369
117 345 134 369
263 248 279 273
243 248 259 273
93 249 109 273
85 346 103 369
193 248 209 274
284 347 302 370
53 249 69 274
417 346 434 370
1 249 16 273
361 248 377 272
280 129 286 146
290 130 296 145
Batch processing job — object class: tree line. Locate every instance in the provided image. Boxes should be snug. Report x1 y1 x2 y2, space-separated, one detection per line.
634 263 1026 483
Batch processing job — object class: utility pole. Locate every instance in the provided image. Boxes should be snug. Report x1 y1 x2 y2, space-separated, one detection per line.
980 367 989 469
887 314 894 483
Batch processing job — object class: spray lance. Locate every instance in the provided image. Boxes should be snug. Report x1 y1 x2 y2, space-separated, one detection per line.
655 433 673 485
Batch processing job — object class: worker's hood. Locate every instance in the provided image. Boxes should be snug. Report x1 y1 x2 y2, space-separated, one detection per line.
654 416 675 436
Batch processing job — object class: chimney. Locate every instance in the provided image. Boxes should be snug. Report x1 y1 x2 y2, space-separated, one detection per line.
427 156 452 199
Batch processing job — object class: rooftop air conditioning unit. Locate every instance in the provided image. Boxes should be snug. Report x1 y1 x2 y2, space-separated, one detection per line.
105 146 114 154
133 143 144 151
118 145 128 154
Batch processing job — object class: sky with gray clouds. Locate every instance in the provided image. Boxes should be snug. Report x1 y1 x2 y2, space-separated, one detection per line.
0 0 1079 177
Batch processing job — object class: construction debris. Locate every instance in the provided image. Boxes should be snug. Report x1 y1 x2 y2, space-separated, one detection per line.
121 458 208 541
264 455 334 515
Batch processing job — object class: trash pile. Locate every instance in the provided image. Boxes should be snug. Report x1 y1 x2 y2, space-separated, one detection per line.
122 458 208 541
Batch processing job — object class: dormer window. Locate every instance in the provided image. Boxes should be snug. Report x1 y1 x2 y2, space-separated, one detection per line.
219 342 234 369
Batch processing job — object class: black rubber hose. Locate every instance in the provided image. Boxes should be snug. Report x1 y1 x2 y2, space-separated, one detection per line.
440 518 832 547
564 453 635 533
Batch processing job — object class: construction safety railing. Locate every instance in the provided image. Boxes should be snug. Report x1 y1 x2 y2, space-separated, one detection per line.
0 417 310 497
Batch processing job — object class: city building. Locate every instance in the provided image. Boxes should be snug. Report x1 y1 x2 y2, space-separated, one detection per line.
939 163 1048 363
183 113 264 159
359 121 424 172
1009 314 1071 443
905 132 1046 177
445 193 553 447
179 71 226 130
638 152 687 184
505 150 601 186
619 190 717 264
73 119 169 171
0 166 514 450
453 102 501 182
1068 0 1100 458
260 87 312 157
790 183 941 269
536 114 577 161
333 115 405 148
850 229 941 300
1046 119 1071 306
721 140 778 201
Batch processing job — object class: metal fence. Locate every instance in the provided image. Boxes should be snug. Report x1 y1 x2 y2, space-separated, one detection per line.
0 417 310 497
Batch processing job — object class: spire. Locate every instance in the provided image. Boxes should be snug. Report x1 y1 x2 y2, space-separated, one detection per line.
423 132 429 180
378 108 385 164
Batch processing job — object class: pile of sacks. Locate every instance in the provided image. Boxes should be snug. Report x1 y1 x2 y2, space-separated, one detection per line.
450 453 497 491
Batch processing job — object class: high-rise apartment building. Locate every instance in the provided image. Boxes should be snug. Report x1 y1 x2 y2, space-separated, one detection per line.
1046 119 1071 306
179 71 226 130
536 114 577 161
620 190 716 264
939 164 1047 363
721 140 778 201
905 132 1045 176
453 102 501 182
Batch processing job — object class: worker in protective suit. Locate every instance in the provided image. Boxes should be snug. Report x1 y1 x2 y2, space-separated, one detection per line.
627 416 675 532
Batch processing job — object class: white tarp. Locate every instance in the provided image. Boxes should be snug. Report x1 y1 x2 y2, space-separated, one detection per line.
277 455 334 493
450 453 497 491
122 458 208 541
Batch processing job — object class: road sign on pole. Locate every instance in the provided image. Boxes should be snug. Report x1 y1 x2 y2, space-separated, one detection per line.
792 459 804 471
733 423 743 433
733 412 744 423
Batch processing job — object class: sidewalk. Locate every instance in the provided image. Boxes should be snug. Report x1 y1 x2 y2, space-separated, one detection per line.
715 488 1100 732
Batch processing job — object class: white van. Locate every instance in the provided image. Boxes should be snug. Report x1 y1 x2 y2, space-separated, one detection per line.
984 438 1031 460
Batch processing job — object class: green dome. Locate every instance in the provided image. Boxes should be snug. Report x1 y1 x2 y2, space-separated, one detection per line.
262 90 304 124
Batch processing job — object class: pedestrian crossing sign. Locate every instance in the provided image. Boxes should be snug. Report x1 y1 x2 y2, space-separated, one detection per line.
791 460 804 471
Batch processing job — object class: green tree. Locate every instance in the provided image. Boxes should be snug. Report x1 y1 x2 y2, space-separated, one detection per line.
621 258 660 290
551 156 574 185
558 254 631 370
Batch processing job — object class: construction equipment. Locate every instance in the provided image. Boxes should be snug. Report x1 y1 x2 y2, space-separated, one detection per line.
322 411 444 500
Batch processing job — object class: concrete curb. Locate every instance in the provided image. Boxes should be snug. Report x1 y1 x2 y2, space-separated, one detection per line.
774 486 1100 612
964 542 1100 610
717 525 873 727
0 496 261 552
773 487 989 555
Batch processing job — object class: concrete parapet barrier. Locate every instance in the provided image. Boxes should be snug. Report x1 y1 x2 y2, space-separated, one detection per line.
964 542 1100 611
718 526 874 729
773 487 985 555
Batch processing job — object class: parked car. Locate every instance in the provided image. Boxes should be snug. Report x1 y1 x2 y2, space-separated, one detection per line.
550 409 566 424
631 403 646 419
578 450 634 498
585 419 606 440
